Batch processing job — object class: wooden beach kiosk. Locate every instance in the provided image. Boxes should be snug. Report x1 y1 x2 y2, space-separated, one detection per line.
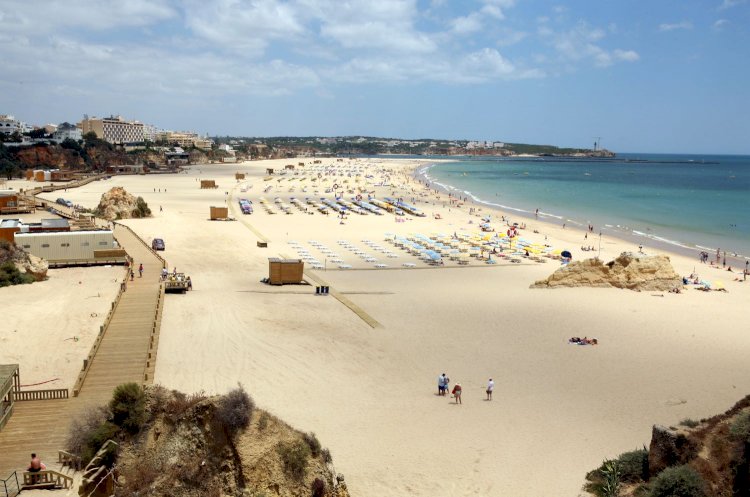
285 164 295 171
235 173 245 180
0 364 20 432
268 258 304 285
210 206 229 220
200 180 218 189
266 168 275 175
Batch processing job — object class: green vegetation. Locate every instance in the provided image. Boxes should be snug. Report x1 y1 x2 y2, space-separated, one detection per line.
302 432 321 458
109 382 146 434
0 261 34 287
132 197 152 218
680 418 700 428
648 465 706 497
277 439 311 479
729 411 750 442
586 448 649 497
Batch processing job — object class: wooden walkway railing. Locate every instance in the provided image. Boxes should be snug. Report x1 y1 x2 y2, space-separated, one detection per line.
14 389 68 402
58 450 82 471
21 469 73 489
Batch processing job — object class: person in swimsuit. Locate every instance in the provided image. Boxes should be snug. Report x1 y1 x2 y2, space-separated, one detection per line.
452 383 462 404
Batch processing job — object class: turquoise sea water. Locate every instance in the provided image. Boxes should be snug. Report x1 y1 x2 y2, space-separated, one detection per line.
413 153 750 262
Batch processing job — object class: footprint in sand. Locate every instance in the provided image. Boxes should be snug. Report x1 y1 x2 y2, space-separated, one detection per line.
665 398 687 406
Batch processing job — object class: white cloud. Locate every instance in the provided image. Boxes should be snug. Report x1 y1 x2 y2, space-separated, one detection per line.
308 0 437 53
658 21 694 32
183 0 306 56
451 12 484 34
719 0 746 10
713 19 730 29
0 0 176 32
540 21 638 68
613 49 639 62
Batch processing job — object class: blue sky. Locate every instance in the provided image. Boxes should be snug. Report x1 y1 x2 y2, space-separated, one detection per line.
0 0 748 153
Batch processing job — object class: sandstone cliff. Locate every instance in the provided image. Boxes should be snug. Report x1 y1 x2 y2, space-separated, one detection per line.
531 252 681 292
585 395 750 497
77 385 351 497
14 144 85 169
95 187 151 221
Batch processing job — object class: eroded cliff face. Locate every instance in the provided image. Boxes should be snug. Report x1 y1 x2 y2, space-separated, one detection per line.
110 387 351 497
14 145 85 169
531 252 681 291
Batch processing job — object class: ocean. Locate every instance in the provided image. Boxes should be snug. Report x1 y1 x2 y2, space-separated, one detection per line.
411 153 750 263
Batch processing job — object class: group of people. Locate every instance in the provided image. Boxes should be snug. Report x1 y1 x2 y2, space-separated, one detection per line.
569 336 598 345
437 373 494 404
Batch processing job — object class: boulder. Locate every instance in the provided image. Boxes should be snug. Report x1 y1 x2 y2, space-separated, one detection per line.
531 252 681 291
95 187 151 221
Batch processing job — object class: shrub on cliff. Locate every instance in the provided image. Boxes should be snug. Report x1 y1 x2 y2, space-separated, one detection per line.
217 384 254 435
110 382 146 434
648 465 706 497
277 439 311 479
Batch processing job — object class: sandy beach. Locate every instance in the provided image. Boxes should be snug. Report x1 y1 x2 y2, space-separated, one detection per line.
6 158 749 496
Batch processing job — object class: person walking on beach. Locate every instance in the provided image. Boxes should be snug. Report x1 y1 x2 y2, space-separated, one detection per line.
138 263 143 278
486 378 495 401
452 382 462 404
438 373 450 395
130 269 134 281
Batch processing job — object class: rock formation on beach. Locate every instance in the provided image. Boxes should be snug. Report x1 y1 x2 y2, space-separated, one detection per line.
0 240 48 284
95 186 152 220
585 394 750 497
531 252 681 291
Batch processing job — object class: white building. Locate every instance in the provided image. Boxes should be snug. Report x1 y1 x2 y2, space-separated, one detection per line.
0 115 26 136
218 143 235 155
53 122 82 142
78 115 145 144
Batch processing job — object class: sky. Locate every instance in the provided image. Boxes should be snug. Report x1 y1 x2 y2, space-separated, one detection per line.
0 0 748 154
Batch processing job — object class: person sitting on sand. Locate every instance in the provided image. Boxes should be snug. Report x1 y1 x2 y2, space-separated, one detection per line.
452 383 462 404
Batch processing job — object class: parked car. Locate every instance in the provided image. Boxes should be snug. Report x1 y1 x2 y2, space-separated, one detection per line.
56 198 67 206
65 200 74 208
152 238 165 251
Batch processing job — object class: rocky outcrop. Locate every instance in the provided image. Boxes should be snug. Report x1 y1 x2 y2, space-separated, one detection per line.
0 240 48 281
648 425 700 476
531 252 681 291
586 395 750 497
113 387 351 497
95 187 151 220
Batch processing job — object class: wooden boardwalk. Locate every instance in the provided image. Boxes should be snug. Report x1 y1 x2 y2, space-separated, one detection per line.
0 224 165 478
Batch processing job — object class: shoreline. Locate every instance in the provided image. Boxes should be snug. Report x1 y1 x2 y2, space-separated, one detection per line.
411 161 750 271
